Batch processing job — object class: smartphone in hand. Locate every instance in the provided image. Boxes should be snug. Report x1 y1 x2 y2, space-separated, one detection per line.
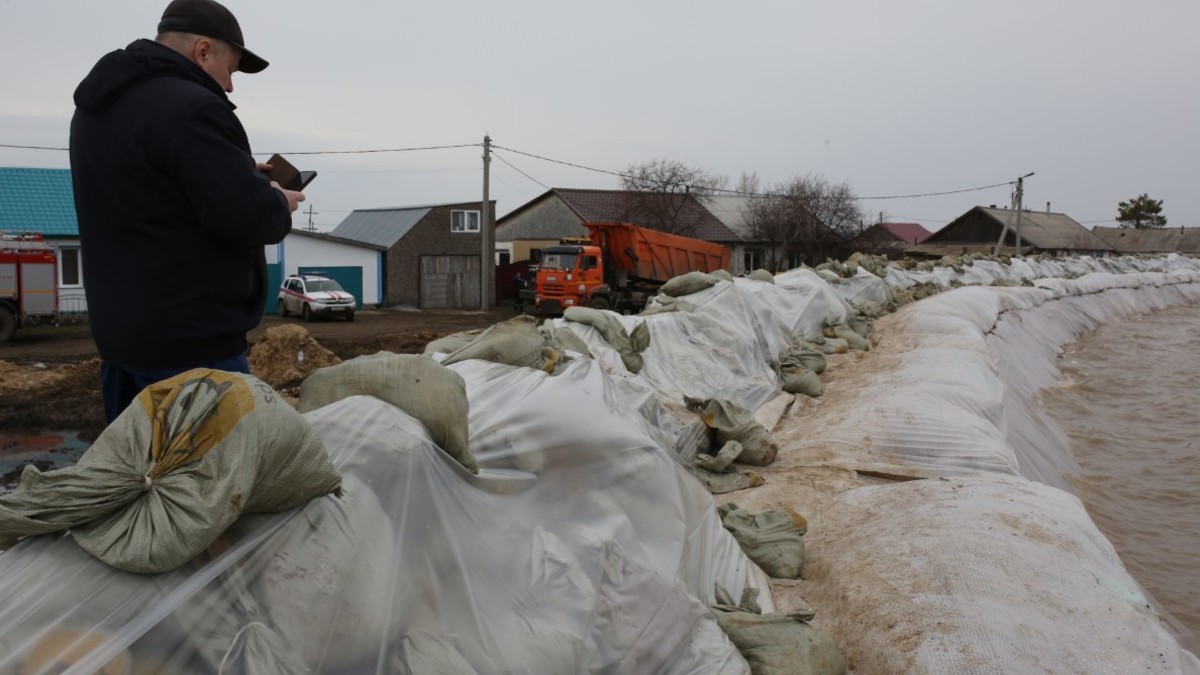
264 154 317 191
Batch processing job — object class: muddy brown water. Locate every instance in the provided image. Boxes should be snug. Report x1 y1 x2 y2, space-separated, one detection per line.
1041 303 1200 646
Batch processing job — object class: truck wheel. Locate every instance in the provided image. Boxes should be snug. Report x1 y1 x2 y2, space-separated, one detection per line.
303 304 313 322
277 300 289 318
0 305 16 343
588 296 611 311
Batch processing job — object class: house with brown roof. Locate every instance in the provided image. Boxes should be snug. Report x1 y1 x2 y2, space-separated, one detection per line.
495 188 743 268
908 206 1114 258
1090 226 1200 255
848 221 932 258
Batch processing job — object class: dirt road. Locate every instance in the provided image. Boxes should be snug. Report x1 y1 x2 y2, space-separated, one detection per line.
0 307 520 441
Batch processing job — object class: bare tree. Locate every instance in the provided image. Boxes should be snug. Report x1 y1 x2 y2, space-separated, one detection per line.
618 158 727 234
735 171 761 195
746 173 864 270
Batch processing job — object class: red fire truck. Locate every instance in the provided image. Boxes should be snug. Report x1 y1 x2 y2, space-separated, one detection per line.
0 232 59 343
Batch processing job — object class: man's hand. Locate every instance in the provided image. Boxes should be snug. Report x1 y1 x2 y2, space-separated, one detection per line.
270 181 305 213
256 161 274 172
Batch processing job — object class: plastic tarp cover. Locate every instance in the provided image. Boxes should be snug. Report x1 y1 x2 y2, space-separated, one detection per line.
0 356 771 674
4 252 1200 673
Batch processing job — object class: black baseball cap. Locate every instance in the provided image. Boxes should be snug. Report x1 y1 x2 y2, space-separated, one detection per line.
157 0 268 73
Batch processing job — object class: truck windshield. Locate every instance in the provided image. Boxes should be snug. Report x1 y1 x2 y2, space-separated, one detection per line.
540 253 578 270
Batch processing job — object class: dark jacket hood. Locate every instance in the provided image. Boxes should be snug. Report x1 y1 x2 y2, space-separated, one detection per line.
73 39 233 112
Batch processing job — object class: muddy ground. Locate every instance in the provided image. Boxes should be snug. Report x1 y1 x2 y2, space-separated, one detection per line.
0 306 520 443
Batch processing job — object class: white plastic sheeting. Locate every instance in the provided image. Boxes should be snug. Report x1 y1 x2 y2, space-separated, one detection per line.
768 256 1200 672
3 252 1200 673
0 368 771 673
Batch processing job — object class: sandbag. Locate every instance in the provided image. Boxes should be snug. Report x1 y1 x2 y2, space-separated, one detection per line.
711 584 847 675
439 315 560 373
691 442 765 494
660 271 721 297
781 342 827 375
824 323 870 351
711 269 735 282
644 295 698 315
423 329 484 357
540 322 593 357
168 474 397 674
296 353 479 474
684 397 779 466
718 503 807 579
562 307 650 374
747 269 776 284
0 369 341 573
780 368 824 398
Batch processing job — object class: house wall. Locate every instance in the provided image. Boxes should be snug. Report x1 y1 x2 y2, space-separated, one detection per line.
513 239 562 263
498 199 584 242
48 238 87 314
276 234 382 305
386 203 489 307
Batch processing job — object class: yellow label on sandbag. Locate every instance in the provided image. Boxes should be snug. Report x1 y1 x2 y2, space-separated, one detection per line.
137 369 255 478
21 629 133 675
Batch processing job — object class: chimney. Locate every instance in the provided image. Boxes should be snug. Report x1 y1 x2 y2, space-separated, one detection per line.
1046 202 1051 214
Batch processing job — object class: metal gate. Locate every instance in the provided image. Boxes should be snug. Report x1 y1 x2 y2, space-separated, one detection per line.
419 255 480 308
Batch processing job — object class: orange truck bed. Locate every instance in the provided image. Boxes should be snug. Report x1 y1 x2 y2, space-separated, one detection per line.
585 222 729 284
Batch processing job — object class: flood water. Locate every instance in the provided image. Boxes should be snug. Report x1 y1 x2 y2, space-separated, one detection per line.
1040 303 1200 646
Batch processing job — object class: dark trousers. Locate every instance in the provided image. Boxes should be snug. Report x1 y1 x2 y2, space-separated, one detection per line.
100 353 251 423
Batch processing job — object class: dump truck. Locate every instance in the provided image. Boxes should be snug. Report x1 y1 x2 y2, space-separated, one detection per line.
531 221 730 315
0 232 59 343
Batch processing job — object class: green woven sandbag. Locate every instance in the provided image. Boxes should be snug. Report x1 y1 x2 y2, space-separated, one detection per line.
439 315 560 373
563 307 650 374
718 503 807 579
660 271 720 297
297 352 479 474
711 584 847 675
0 369 341 573
684 397 779 466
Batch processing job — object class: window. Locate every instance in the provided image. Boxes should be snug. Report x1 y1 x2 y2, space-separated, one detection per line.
743 249 763 273
541 252 578 270
582 255 598 270
451 210 480 233
59 247 82 286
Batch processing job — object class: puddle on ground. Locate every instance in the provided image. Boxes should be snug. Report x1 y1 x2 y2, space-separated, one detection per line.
0 431 91 493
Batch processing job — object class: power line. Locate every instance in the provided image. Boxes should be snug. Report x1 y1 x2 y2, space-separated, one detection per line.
0 141 482 155
492 143 1017 202
0 143 67 151
259 143 480 156
491 150 550 190
4 135 1019 204
857 181 1015 201
492 144 631 181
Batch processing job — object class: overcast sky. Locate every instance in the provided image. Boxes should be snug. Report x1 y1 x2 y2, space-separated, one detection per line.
2 0 1197 234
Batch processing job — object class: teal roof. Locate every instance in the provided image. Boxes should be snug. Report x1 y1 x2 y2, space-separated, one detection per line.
0 167 79 237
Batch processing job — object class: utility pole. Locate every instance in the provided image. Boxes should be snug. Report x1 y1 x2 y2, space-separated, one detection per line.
304 204 318 232
992 172 1034 256
1013 173 1032 254
480 135 493 310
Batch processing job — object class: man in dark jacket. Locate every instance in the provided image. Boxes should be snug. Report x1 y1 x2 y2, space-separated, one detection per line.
70 0 304 423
